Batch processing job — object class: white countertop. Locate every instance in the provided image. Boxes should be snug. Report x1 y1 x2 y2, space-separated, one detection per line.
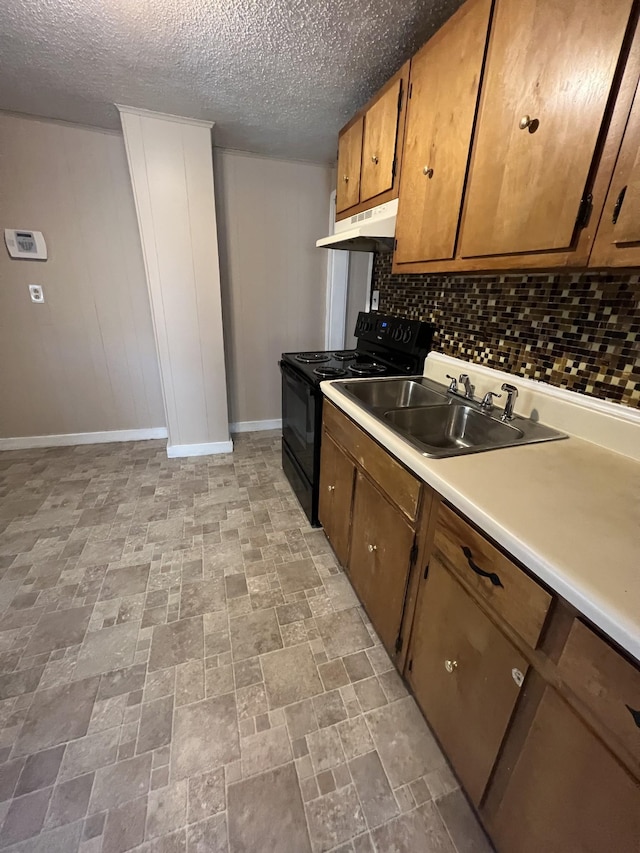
322 378 640 664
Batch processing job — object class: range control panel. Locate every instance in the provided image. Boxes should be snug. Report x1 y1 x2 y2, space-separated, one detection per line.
355 312 435 355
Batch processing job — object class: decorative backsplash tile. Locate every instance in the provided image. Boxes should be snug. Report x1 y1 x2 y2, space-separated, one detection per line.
372 253 640 408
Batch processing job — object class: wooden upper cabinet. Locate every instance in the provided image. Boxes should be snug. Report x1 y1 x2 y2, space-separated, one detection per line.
360 79 402 202
336 117 364 213
591 75 640 266
335 62 410 220
459 0 635 259
395 0 493 264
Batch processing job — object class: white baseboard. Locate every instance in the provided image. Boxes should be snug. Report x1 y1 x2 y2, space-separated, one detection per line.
230 419 282 433
166 439 234 458
0 427 168 451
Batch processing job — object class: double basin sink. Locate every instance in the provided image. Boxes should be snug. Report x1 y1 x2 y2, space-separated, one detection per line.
330 376 566 458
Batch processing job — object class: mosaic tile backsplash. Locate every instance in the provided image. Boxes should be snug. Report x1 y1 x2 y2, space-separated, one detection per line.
372 253 640 408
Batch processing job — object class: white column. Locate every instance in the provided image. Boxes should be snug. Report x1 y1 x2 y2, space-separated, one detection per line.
117 107 232 457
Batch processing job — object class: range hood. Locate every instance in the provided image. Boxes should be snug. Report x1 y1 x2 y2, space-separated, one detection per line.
316 199 397 253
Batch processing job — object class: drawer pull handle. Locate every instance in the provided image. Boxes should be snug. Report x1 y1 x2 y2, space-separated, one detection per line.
368 544 377 553
328 485 335 492
626 705 640 728
444 659 458 673
612 185 627 224
461 546 503 588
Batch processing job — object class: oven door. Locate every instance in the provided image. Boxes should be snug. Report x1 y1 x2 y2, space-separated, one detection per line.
280 361 318 484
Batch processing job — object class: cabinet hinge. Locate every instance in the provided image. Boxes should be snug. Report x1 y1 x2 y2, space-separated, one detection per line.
575 192 593 230
423 562 430 580
408 658 413 672
395 634 403 653
397 81 404 113
394 238 398 251
409 541 418 566
391 157 397 180
409 82 413 100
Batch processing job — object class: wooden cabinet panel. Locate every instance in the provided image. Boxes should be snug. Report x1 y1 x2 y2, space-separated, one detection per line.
557 619 640 768
336 117 363 213
434 505 551 648
408 557 528 805
395 0 492 264
318 430 355 567
460 0 634 258
491 686 640 853
360 79 402 202
591 76 640 266
348 472 415 655
323 402 421 521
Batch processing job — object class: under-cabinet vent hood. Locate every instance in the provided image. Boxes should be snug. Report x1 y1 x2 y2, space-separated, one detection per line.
316 199 397 253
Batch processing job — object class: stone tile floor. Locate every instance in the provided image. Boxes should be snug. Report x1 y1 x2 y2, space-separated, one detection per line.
0 431 492 852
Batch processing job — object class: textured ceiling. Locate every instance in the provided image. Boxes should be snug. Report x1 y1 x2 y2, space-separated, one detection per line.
0 0 463 163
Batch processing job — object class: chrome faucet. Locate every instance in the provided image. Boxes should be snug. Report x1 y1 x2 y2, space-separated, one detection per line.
458 374 475 400
445 374 458 393
501 383 519 421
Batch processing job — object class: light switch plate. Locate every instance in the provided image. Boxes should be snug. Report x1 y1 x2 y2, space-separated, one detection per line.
371 289 380 311
29 285 44 303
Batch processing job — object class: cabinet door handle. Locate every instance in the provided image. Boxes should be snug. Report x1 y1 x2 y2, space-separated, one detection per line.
626 704 640 728
612 186 627 224
342 175 349 183
444 659 458 673
422 166 434 178
371 154 379 164
461 546 503 588
328 485 335 492
368 544 377 553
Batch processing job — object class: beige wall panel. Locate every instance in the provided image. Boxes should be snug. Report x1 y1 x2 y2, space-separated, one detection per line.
119 110 231 452
0 112 165 438
214 150 332 424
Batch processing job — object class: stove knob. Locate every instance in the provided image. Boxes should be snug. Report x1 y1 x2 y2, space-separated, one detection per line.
392 326 402 341
402 328 412 344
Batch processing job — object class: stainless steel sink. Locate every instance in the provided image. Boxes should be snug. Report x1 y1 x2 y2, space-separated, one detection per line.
338 378 448 411
384 404 524 456
329 376 567 458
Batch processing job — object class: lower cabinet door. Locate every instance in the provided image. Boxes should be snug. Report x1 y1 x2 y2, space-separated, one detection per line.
318 431 354 567
407 557 528 805
348 472 415 655
490 686 640 853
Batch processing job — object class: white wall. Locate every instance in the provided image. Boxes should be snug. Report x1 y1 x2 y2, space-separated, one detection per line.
0 112 165 441
119 108 231 456
214 150 333 426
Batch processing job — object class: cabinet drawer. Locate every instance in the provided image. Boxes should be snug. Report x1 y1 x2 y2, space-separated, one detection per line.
434 505 552 648
323 402 421 521
557 619 640 767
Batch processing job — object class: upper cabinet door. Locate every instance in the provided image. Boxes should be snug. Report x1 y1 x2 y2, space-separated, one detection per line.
395 0 493 264
460 0 635 258
336 117 364 213
360 80 402 203
591 76 640 266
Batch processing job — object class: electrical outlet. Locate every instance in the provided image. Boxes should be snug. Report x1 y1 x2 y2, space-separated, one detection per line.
29 285 44 303
371 289 380 311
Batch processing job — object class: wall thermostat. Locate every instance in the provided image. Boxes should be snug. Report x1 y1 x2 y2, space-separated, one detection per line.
4 229 48 260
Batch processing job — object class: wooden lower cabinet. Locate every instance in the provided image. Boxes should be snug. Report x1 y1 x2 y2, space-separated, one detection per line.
348 472 416 655
489 686 640 853
407 556 528 805
318 430 355 567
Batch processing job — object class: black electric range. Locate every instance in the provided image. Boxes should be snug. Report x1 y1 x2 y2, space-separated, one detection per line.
279 312 435 526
